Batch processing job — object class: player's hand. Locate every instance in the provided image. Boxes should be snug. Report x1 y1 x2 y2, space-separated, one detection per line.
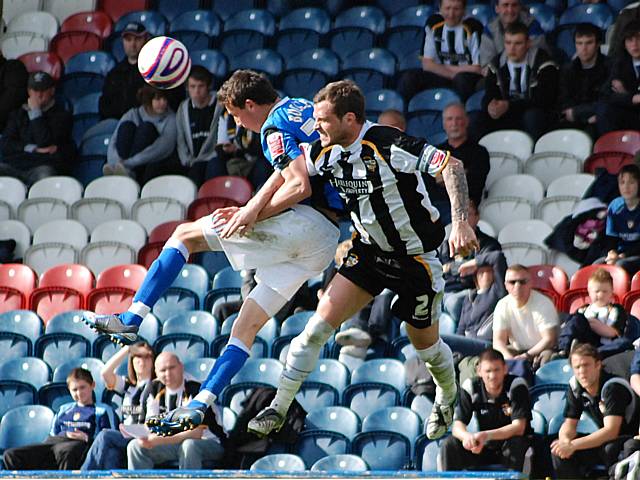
448 221 479 259
551 440 575 459
462 432 477 451
217 205 259 239
66 430 89 442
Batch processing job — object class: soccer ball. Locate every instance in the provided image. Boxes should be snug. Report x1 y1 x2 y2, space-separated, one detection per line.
138 36 191 89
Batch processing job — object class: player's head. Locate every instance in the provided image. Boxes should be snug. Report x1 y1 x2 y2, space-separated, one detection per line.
217 70 279 133
128 341 156 385
504 21 530 63
618 164 640 201
67 368 95 406
476 348 508 392
587 268 614 308
155 351 184 390
137 84 170 115
313 80 366 147
187 65 213 106
504 264 532 306
569 343 602 390
377 109 406 131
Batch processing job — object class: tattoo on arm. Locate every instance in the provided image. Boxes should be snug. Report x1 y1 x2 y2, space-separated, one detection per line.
442 156 470 223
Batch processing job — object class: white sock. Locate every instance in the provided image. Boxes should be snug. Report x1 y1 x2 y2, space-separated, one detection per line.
416 338 456 404
271 313 334 415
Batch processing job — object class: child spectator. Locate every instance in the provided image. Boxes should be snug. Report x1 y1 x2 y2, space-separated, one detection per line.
558 268 629 356
3 368 111 470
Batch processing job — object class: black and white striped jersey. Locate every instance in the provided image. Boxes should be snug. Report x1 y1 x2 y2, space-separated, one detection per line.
305 121 450 255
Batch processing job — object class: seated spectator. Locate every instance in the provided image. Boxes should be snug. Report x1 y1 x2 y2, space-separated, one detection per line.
430 102 489 224
126 352 225 470
377 109 406 131
474 22 558 141
105 85 178 184
397 0 483 101
493 264 559 370
558 268 630 356
176 66 225 187
596 20 640 135
551 343 638 479
81 342 156 470
0 52 27 131
479 0 548 67
441 348 532 472
601 164 640 276
99 23 149 120
558 23 610 137
3 368 111 470
0 71 74 185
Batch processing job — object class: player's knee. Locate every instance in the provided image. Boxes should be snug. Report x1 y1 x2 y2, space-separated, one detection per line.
171 222 205 254
299 314 335 347
246 284 288 318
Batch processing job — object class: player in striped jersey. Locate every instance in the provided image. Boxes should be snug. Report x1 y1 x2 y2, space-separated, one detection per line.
248 80 479 440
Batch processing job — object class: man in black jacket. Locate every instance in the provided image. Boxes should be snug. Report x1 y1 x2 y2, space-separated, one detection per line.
473 21 558 140
0 71 74 184
0 53 28 131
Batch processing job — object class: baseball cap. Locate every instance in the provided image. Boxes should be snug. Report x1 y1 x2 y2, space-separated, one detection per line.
28 71 54 91
121 22 147 37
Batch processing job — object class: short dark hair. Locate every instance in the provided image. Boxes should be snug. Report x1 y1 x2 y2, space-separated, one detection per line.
504 21 529 38
574 22 601 42
478 348 506 364
623 19 640 40
136 84 170 108
619 164 640 183
314 80 366 123
217 69 278 108
570 342 601 362
67 367 94 385
188 65 213 87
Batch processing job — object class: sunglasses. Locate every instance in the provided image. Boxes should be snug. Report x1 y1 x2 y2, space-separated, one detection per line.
506 278 529 286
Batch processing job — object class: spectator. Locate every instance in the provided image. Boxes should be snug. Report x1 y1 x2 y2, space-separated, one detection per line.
441 348 532 472
558 269 630 356
601 164 640 275
558 23 610 136
99 22 149 120
551 343 638 479
596 20 640 134
176 65 225 187
479 0 548 67
475 22 559 140
81 342 156 470
0 52 28 131
430 102 490 223
105 85 178 184
377 109 406 131
126 352 225 470
0 71 74 185
397 0 483 102
3 368 111 470
492 264 559 369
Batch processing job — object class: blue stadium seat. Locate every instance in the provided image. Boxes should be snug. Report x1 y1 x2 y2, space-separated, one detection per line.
94 313 160 363
558 3 614 29
0 310 43 357
296 429 350 467
466 4 496 23
211 315 277 358
531 409 547 435
170 10 221 51
276 8 330 58
52 357 106 399
0 380 37 417
407 88 460 139
330 6 387 61
341 48 397 94
45 310 99 345
265 0 344 18
204 266 243 311
73 94 102 146
297 359 350 412
34 333 93 371
528 3 557 33
0 405 54 453
156 0 200 22
82 119 118 144
220 9 276 58
352 430 412 470
211 0 256 21
190 50 229 83
547 412 599 436
534 359 572 385
282 48 339 100
153 264 210 321
0 357 51 391
386 5 431 59
162 310 218 344
311 454 369 472
184 357 217 383
530 383 567 423
81 133 111 157
410 394 434 421
59 73 105 103
377 0 422 16
304 406 361 440
230 49 283 79
222 358 283 412
415 434 447 471
361 406 421 441
365 89 405 119
106 33 125 63
465 89 485 113
550 26 580 61
271 311 313 358
65 51 115 77
73 155 106 186
250 453 306 472
115 10 168 36
0 331 32 359
153 334 209 363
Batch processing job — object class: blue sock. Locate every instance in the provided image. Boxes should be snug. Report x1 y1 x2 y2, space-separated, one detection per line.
198 340 250 399
120 241 188 327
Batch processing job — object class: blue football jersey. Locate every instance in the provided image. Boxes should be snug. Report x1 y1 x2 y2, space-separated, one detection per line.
261 97 317 170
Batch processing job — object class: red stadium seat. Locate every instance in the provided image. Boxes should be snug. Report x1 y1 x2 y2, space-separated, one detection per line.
561 288 621 313
198 176 253 205
623 272 640 311
137 243 162 270
61 11 113 39
99 0 149 22
593 130 640 155
0 264 37 314
29 264 95 324
631 271 640 292
50 31 102 64
187 197 240 221
583 152 635 175
95 264 147 289
148 220 186 243
528 264 569 308
86 264 147 314
569 264 630 299
627 293 640 319
18 52 63 80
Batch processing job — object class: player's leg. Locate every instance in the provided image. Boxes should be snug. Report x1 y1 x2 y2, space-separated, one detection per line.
83 217 217 344
248 273 374 437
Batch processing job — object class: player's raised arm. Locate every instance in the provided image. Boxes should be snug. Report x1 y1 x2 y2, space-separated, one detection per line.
441 156 479 255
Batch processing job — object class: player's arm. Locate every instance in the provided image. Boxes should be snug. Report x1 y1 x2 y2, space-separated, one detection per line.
570 415 623 451
256 154 311 220
441 156 479 253
480 418 528 443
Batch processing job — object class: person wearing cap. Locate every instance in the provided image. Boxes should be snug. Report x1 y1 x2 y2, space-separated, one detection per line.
0 71 74 184
99 22 149 120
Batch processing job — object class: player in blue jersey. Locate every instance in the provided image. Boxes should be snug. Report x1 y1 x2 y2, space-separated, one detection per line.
83 70 340 434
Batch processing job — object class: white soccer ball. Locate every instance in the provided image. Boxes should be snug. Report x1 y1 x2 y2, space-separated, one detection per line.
138 36 191 90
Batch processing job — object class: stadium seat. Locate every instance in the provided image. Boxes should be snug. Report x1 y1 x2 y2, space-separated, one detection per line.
204 266 243 312
80 132 111 157
35 332 92 371
385 5 431 59
361 406 421 442
547 173 594 198
250 453 306 472
415 435 447 471
537 196 579 227
465 89 484 114
0 357 50 392
548 412 599 436
62 73 104 108
528 264 569 306
220 9 276 58
45 310 98 345
488 174 544 204
132 198 185 235
93 313 159 361
100 0 148 22
83 175 139 216
528 3 557 32
81 242 136 276
7 11 58 41
570 265 630 298
52 356 104 392
330 6 386 61
407 88 460 139
65 51 115 78
187 197 239 221
211 0 256 21
0 310 43 351
530 383 567 423
0 405 55 453
153 330 209 363
479 129 534 162
157 0 200 22
230 49 283 79
0 264 37 312
409 394 434 422
184 357 217 383
534 128 593 162
341 48 396 94
152 269 209 322
43 0 96 23
114 10 167 36
170 10 220 51
141 175 197 210
162 310 217 345
535 359 572 385
28 176 83 205
352 429 412 470
222 359 284 411
303 406 360 443
276 8 330 58
212 315 277 358
583 151 635 175
86 262 147 312
502 244 549 267
498 219 553 248
0 176 27 218
559 3 614 29
61 10 112 39
24 220 88 275
18 51 63 80
560 287 622 313
3 0 43 25
72 195 125 233
311 454 368 472
593 129 640 155
296 427 351 467
50 31 102 64
190 50 228 85
300 359 350 407
377 0 422 16
90 219 146 253
282 48 339 100
271 311 314 359
524 152 582 188
1 32 48 60
365 89 405 119
0 380 38 417
137 220 186 268
479 197 534 234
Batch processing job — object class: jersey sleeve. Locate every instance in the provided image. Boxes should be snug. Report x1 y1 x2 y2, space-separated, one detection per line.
509 381 532 421
263 126 303 171
602 381 632 418
423 28 437 60
388 130 450 176
454 386 474 425
563 384 582 420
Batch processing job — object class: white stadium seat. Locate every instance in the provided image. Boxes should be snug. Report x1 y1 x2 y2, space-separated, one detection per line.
0 220 31 260
479 197 535 234
501 243 549 266
42 0 96 23
132 198 185 235
0 177 27 218
533 129 593 162
7 11 59 41
1 32 48 59
524 152 582 188
485 152 523 189
84 176 140 216
81 242 137 276
479 129 533 162
547 173 595 198
18 198 69 232
498 219 552 247
549 250 581 278
476 219 496 237
488 174 545 204
91 219 147 253
26 219 87 275
71 198 126 232
537 196 580 227
32 219 87 248
3 0 42 25
141 175 197 209
29 176 83 205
